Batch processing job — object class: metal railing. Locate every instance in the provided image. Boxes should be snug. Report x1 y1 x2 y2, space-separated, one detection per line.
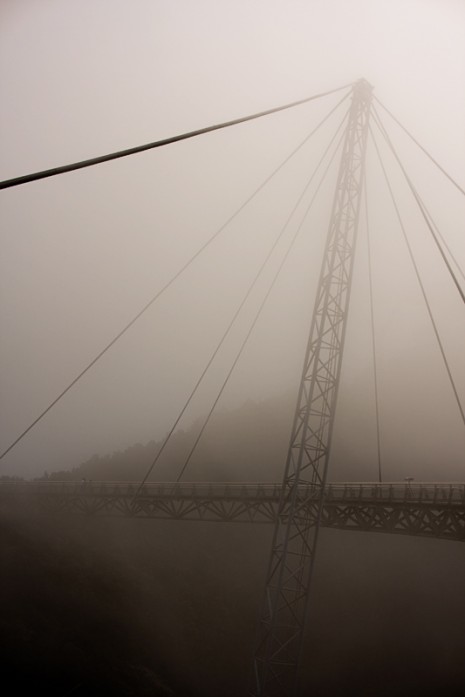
1 480 464 504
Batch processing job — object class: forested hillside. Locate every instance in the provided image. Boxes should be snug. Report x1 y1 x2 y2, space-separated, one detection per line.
39 390 387 484
41 394 296 483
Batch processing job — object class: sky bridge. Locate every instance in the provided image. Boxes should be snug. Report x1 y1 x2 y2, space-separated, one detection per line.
1 72 464 697
2 480 464 542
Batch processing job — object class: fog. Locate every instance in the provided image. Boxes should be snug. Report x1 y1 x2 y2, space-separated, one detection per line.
1 1 464 482
1 4 465 696
2 511 465 696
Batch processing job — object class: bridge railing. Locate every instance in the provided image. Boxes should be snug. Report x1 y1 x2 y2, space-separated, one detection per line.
325 482 465 504
1 480 464 504
0 480 283 500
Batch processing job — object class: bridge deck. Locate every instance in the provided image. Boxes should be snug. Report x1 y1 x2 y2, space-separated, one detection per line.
2 481 464 541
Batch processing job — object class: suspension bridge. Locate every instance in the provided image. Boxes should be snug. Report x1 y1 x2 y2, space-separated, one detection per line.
1 79 464 697
2 480 464 542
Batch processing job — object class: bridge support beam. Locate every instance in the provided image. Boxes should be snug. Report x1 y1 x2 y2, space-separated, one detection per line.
250 79 373 697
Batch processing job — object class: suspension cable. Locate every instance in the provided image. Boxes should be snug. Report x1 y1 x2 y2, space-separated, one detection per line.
363 177 383 482
0 94 350 463
421 205 465 285
0 84 352 190
134 110 350 493
372 107 465 306
398 175 465 285
174 137 343 483
374 96 465 199
369 124 465 427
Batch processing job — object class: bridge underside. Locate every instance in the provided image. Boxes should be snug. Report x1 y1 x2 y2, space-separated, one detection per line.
2 482 464 542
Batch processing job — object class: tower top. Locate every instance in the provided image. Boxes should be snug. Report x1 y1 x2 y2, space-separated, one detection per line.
353 78 374 102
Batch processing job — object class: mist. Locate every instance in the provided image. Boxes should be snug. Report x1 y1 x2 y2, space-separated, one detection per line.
1 1 464 696
1 0 464 480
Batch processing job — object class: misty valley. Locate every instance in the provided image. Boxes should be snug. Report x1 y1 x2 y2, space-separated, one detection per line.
2 5 465 696
2 397 464 696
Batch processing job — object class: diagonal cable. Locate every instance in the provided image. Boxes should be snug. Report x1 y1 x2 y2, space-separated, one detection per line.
134 111 350 494
134 110 350 493
0 84 352 189
374 96 465 198
372 106 465 305
369 123 465 427
0 93 350 463
175 132 344 483
401 180 465 285
363 174 383 482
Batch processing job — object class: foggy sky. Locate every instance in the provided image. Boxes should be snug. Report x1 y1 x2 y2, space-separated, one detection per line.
1 0 464 480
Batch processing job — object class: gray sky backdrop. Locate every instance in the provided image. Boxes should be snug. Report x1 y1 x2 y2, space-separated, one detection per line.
1 0 464 480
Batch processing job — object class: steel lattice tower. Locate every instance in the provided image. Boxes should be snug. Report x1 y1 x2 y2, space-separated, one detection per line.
250 79 373 697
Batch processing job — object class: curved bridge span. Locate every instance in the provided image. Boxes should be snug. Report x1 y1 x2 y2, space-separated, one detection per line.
2 481 464 542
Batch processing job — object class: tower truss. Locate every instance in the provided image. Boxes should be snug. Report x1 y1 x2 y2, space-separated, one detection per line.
251 79 373 697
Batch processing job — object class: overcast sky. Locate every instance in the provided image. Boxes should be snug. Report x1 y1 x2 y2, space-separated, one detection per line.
1 0 464 480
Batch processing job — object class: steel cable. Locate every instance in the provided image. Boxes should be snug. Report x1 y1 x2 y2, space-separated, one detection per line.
0 84 351 189
369 123 465 428
374 96 465 198
134 110 350 493
175 130 345 483
0 94 350 462
372 106 465 306
363 178 383 482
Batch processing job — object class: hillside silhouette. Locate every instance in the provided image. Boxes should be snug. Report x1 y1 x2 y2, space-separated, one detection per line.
41 389 392 484
42 394 296 483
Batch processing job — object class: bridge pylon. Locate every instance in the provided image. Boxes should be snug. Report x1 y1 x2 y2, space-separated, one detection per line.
250 79 373 697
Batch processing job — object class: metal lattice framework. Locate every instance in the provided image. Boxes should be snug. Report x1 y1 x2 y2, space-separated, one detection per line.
2 78 463 697
251 79 373 697
2 481 464 541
